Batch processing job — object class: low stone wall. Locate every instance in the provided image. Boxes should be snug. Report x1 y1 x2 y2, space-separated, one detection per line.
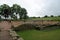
13 23 60 31
35 24 60 30
11 20 60 27
8 29 24 40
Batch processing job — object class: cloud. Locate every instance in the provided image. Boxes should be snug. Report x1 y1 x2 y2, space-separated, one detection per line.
0 0 60 17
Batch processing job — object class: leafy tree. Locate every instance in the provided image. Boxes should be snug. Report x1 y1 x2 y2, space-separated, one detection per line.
11 4 21 19
0 4 11 19
0 4 28 20
38 17 40 18
44 15 48 18
31 17 36 18
19 8 27 20
50 15 54 17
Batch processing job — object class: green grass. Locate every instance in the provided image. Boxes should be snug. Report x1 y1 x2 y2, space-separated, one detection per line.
30 17 60 21
17 29 60 40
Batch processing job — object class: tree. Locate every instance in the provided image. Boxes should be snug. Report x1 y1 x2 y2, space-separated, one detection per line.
38 17 40 18
44 15 48 18
11 4 21 19
0 4 28 20
19 8 28 20
0 4 11 19
50 15 54 17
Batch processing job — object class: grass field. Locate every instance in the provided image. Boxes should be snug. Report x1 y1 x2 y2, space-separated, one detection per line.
17 29 60 40
30 17 60 21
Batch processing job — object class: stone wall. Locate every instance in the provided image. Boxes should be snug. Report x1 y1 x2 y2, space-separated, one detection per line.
9 29 24 40
12 20 60 31
11 20 60 27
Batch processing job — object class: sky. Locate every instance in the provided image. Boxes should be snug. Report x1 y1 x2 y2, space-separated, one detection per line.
0 0 60 17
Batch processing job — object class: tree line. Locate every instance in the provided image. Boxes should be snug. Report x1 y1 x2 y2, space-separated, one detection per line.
0 4 28 20
30 15 60 19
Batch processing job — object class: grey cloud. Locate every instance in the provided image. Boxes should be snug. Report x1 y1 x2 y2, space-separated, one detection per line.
0 0 60 17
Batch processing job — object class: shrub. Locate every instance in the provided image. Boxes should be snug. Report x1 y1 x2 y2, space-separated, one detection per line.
44 15 48 18
58 15 60 17
50 15 54 17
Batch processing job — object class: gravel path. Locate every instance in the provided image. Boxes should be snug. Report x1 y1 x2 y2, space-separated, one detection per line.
0 30 13 40
0 21 13 40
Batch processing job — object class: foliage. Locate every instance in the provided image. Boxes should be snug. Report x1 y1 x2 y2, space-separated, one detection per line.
0 4 11 19
44 15 48 18
50 15 54 17
19 8 28 20
58 15 60 17
0 4 28 20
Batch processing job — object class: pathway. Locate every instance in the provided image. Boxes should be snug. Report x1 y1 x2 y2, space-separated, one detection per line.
0 21 13 40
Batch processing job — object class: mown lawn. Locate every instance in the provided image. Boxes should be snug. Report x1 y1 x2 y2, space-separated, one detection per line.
17 29 60 40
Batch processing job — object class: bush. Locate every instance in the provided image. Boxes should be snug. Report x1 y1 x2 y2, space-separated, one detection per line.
44 15 48 18
58 15 60 17
50 15 54 17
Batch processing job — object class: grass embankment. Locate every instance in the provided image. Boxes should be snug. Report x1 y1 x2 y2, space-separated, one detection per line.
17 29 60 40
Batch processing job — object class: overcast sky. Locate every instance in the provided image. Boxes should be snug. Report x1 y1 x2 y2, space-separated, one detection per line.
0 0 60 17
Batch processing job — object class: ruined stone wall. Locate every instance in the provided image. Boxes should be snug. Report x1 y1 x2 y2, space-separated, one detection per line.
11 20 60 27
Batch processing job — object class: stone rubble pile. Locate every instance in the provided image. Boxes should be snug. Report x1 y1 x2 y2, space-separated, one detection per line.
8 29 24 40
